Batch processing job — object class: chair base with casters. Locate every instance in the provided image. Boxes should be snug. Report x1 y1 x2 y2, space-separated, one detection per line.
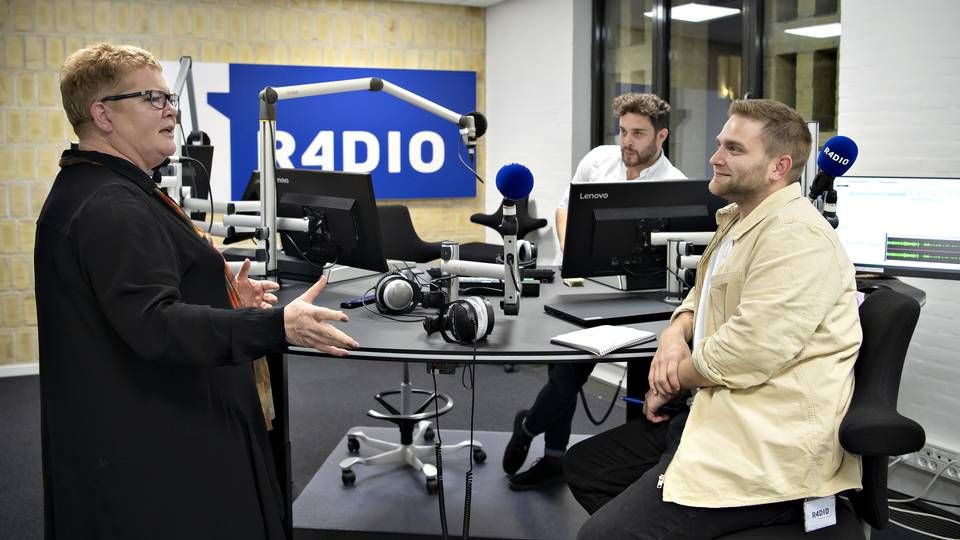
338 362 486 494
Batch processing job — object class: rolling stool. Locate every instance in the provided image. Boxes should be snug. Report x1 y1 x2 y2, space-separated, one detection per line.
339 362 486 494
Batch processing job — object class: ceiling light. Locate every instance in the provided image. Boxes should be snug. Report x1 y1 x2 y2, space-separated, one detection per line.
644 3 741 23
785 23 841 38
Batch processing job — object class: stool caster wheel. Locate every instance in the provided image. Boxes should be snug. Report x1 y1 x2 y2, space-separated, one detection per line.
426 477 439 495
503 364 515 373
346 435 360 454
424 427 435 442
472 447 487 464
341 469 356 487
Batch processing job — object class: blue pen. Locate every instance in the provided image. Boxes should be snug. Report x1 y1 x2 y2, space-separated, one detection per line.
620 396 682 413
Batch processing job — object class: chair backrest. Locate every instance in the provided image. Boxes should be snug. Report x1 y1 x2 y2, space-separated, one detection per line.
376 205 442 263
840 288 924 529
470 197 548 240
714 288 925 540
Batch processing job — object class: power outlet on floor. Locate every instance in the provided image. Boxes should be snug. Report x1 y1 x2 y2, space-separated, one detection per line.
903 443 960 483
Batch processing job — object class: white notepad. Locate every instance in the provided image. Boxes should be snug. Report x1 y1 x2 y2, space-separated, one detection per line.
550 325 656 357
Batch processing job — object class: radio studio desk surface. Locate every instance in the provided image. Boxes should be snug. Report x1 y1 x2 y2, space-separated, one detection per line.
266 269 673 539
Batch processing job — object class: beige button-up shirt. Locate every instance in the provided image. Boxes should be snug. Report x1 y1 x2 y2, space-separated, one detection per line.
663 182 863 507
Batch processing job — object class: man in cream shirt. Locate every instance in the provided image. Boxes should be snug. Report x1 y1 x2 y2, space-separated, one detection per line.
565 99 862 539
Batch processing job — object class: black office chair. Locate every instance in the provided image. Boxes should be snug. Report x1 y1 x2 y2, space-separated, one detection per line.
463 196 548 261
717 288 924 540
376 204 443 263
469 196 548 240
341 204 485 494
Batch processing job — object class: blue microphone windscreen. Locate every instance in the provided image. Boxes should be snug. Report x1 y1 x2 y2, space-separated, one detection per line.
816 135 858 177
495 163 534 200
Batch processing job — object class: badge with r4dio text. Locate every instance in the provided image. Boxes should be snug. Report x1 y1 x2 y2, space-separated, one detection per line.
803 495 837 532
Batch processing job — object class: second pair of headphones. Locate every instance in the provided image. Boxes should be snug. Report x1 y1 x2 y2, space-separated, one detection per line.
423 296 495 345
374 270 446 315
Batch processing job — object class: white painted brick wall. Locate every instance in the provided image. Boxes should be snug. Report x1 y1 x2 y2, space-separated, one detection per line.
485 0 590 265
840 0 960 507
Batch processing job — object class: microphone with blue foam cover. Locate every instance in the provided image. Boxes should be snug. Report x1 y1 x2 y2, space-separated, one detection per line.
495 163 534 202
493 163 534 316
811 135 857 229
809 135 858 200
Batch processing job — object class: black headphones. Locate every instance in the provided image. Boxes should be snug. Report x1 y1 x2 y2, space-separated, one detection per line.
374 270 446 315
423 296 495 345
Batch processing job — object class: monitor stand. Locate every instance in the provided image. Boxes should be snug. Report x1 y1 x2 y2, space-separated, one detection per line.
589 272 665 291
277 252 380 284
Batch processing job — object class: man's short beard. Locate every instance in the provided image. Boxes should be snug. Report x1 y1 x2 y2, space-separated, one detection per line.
621 140 659 169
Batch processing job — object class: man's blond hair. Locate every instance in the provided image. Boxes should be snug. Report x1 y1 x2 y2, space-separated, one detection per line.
729 99 812 183
60 43 162 136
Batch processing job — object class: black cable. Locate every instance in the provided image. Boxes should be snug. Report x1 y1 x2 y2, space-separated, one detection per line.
462 337 478 539
505 254 522 291
176 123 215 233
431 369 449 540
280 232 337 272
359 301 428 323
664 266 690 297
578 363 628 426
457 137 484 184
459 286 508 295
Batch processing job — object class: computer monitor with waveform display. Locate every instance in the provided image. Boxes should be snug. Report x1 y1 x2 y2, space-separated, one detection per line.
834 176 960 280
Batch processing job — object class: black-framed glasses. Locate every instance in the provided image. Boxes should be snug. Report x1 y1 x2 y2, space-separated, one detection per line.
100 90 179 110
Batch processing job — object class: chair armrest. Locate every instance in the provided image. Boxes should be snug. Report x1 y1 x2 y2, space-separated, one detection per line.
470 212 499 228
839 406 925 456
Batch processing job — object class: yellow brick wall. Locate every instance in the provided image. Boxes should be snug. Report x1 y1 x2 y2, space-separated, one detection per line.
0 0 488 366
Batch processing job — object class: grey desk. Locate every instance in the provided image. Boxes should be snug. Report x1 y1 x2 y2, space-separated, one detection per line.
267 271 672 537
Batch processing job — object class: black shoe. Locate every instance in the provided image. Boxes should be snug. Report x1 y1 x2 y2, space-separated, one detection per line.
508 456 564 491
502 409 532 474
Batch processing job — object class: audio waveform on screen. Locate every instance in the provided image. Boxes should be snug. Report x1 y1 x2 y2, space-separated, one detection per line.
885 236 960 265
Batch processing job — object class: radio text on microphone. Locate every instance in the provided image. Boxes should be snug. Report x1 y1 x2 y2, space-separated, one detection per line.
821 146 850 166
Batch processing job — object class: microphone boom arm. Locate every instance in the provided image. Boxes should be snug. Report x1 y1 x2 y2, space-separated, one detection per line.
257 77 481 275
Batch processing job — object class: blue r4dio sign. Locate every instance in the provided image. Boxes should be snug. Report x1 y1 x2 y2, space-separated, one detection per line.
209 64 477 200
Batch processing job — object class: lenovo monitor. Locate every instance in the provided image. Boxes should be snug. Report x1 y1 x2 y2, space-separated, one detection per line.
561 179 725 289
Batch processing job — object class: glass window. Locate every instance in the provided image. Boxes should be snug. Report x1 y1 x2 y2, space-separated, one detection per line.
763 0 841 146
598 0 655 145
668 0 743 179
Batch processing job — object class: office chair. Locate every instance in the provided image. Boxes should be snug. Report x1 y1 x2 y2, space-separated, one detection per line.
717 288 924 540
341 205 486 493
377 204 443 263
375 204 518 265
339 363 486 494
463 196 548 262
469 196 548 240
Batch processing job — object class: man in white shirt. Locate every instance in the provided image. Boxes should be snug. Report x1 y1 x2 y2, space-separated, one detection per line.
555 93 686 250
504 93 687 490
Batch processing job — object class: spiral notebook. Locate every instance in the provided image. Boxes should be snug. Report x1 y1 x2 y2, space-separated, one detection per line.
550 325 656 357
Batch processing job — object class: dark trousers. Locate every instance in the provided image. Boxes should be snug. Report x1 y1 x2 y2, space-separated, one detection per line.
564 412 803 540
524 362 597 452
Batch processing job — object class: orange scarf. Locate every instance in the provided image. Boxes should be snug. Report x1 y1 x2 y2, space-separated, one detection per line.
154 188 276 430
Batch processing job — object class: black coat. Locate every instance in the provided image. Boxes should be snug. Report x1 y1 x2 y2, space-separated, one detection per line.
35 149 288 540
